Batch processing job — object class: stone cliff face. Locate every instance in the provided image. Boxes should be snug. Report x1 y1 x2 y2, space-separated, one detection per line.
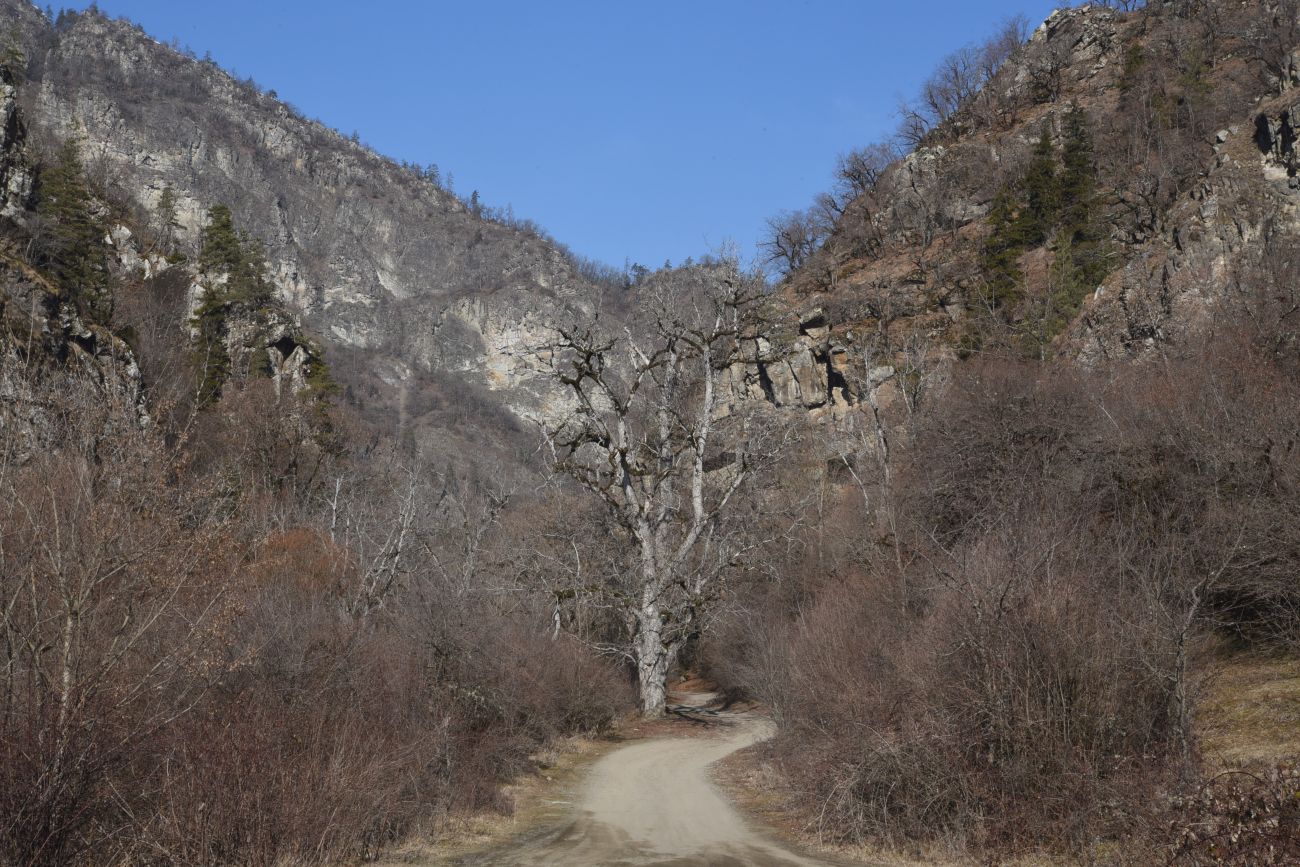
5 0 1292 463
0 64 143 458
770 1 1300 438
0 1 594 441
1065 64 1300 361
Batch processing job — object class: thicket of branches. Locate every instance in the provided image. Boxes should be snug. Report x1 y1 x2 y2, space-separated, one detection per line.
0 132 633 865
0 353 631 865
705 230 1300 859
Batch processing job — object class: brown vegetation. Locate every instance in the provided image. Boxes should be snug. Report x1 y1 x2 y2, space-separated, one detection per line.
0 355 631 865
704 247 1300 858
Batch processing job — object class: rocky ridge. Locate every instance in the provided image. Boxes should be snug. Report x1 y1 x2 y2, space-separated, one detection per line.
776 1 1300 433
0 1 595 441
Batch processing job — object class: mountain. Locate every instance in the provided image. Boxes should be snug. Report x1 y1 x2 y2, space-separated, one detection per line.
767 2 1300 429
7 2 1296 458
0 0 609 465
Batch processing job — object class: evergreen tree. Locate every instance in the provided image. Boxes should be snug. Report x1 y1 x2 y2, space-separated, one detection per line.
1054 107 1112 315
980 186 1025 309
231 233 274 308
192 204 275 404
35 140 112 323
155 184 181 251
197 203 273 308
978 109 1115 350
1059 107 1098 242
198 203 243 274
1016 122 1059 246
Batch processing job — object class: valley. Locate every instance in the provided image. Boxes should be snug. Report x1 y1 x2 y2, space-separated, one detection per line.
2 1 1299 864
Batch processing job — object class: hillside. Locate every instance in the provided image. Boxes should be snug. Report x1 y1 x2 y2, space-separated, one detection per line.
2 1 1299 864
764 2 1300 435
0 0 611 466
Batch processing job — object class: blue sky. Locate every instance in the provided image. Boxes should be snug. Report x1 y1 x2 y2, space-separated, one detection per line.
64 0 1062 269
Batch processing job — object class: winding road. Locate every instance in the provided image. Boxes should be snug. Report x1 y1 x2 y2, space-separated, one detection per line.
452 694 846 867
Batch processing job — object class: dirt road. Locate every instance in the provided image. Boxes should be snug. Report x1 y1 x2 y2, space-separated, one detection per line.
452 695 846 866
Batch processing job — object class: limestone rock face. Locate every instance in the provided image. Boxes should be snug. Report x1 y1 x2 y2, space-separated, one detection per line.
0 66 32 218
0 58 143 458
1026 6 1119 86
0 252 145 460
1256 103 1300 180
1066 102 1299 361
0 1 594 442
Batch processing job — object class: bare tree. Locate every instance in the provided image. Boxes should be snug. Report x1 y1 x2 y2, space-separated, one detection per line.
833 142 899 205
897 17 1030 145
759 207 828 277
1028 35 1073 103
539 263 780 716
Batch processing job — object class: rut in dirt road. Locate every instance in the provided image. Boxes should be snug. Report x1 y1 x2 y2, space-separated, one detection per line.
453 694 856 867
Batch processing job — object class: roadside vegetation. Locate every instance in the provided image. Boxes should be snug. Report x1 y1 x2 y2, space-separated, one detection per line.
719 0 1300 861
0 122 631 865
4 0 1300 865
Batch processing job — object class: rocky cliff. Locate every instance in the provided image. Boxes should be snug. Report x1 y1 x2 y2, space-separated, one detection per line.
0 0 596 455
0 62 143 460
770 1 1300 435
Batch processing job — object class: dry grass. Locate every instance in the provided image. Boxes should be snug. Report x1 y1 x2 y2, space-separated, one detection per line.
712 742 1086 867
1196 654 1300 768
373 732 624 865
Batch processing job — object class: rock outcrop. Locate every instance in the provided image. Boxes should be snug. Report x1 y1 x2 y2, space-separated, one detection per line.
773 0 1300 443
0 1 595 445
0 60 143 461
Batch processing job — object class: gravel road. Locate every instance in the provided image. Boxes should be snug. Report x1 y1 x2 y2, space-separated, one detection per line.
454 696 845 866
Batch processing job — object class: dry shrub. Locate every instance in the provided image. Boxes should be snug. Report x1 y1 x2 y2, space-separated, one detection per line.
112 523 631 865
714 319 1300 857
761 528 1174 852
0 364 632 865
1164 765 1300 866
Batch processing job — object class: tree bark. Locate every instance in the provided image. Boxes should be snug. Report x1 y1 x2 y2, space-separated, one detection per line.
634 608 672 718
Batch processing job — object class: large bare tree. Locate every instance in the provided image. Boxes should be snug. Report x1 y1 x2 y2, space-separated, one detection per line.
540 262 778 716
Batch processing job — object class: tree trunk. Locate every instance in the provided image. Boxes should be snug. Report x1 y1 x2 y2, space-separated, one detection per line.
634 613 672 718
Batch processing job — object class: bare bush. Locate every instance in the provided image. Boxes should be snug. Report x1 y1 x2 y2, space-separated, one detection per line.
0 374 245 864
0 358 632 863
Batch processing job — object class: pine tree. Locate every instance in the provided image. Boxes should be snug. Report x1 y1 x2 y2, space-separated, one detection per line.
980 186 1025 309
1055 107 1112 314
1016 122 1060 246
1059 107 1098 243
191 204 285 404
232 233 274 308
198 203 242 274
35 140 111 323
197 204 274 307
155 184 181 251
193 205 248 404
